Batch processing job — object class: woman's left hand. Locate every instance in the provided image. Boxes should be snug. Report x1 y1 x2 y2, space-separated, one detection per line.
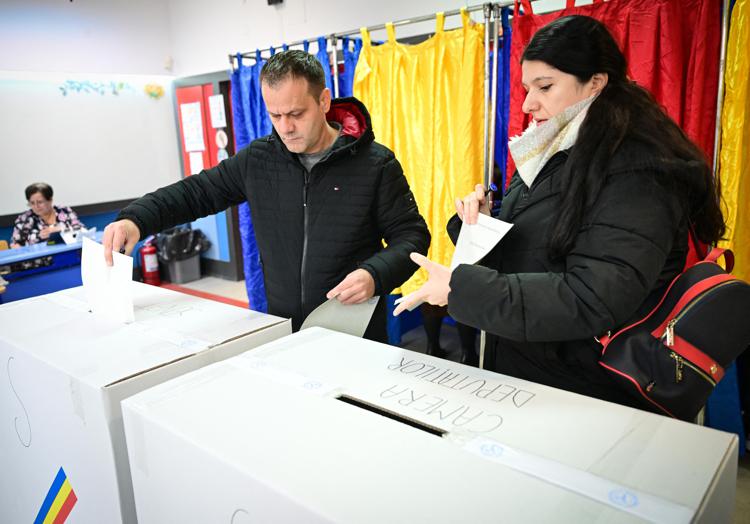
393 253 452 316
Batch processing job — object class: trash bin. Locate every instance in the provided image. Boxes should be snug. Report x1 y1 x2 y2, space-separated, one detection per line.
155 227 211 284
163 255 200 284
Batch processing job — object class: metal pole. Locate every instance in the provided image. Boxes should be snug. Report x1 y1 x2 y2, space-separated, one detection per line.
330 34 340 98
712 0 731 177
479 2 493 371
488 4 501 189
479 330 487 369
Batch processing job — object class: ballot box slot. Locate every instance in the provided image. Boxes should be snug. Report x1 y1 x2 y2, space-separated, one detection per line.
336 394 447 437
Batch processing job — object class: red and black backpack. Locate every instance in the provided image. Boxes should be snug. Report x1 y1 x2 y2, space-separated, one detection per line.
598 244 750 421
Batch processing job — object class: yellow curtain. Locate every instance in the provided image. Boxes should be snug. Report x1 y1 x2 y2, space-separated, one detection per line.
718 0 750 282
354 9 485 294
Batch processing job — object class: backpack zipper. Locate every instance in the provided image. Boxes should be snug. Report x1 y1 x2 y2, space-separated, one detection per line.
668 351 716 386
662 280 739 343
661 280 739 385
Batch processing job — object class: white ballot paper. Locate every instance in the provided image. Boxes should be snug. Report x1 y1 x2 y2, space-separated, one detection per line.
300 296 380 337
450 213 513 269
394 214 513 311
81 237 135 323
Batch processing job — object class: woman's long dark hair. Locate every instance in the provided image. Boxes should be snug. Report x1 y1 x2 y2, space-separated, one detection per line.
521 15 725 259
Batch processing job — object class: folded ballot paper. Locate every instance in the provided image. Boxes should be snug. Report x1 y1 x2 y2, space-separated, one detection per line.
449 213 513 270
81 237 135 323
300 295 380 337
395 214 513 311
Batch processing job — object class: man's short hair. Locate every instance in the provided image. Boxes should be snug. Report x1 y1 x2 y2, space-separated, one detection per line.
260 50 326 99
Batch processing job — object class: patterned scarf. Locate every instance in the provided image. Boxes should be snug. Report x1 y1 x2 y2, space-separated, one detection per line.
508 96 595 188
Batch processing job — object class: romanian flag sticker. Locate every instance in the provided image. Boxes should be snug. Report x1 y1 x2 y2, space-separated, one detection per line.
34 467 78 524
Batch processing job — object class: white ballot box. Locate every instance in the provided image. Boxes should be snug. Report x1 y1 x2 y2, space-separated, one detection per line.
0 282 290 524
122 328 738 524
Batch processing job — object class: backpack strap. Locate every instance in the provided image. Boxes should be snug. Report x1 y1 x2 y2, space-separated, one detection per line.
514 0 534 15
705 247 734 272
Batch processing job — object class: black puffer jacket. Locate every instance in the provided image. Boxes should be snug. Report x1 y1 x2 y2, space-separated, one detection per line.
447 139 700 406
119 98 430 340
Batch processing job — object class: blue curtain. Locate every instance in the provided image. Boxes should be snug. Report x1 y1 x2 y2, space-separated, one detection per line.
339 37 364 98
488 7 513 193
494 8 512 192
706 362 746 456
315 37 334 92
230 51 272 312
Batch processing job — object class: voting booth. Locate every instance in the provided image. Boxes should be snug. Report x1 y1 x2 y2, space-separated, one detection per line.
0 282 290 523
122 328 738 523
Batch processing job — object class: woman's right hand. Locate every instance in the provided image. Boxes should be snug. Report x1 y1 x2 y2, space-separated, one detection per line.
39 226 53 240
455 184 491 225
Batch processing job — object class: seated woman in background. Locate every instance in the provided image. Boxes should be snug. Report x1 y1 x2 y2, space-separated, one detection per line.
10 183 84 248
394 15 725 409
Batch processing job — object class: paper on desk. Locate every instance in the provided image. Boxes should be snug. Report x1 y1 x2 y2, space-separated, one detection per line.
61 227 97 245
81 237 135 323
394 214 513 312
300 296 380 338
450 213 513 270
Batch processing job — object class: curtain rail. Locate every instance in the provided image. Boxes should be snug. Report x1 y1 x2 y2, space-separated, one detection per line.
228 1 524 67
226 0 732 198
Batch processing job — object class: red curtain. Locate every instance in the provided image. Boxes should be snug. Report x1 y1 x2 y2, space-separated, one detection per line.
507 0 722 182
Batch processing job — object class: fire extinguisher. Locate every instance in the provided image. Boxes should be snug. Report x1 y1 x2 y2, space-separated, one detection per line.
140 237 161 286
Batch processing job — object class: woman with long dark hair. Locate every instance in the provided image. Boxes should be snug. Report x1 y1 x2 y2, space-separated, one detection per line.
394 15 725 408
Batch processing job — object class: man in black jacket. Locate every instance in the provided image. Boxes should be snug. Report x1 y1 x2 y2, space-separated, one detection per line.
103 50 430 342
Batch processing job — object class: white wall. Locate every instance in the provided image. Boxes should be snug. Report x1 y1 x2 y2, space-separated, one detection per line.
0 0 174 75
0 0 573 77
0 72 181 216
0 0 575 216
165 0 571 77
0 0 181 216
165 0 473 76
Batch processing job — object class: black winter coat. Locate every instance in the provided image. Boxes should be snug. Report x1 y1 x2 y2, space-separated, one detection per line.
119 98 430 341
447 139 699 407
